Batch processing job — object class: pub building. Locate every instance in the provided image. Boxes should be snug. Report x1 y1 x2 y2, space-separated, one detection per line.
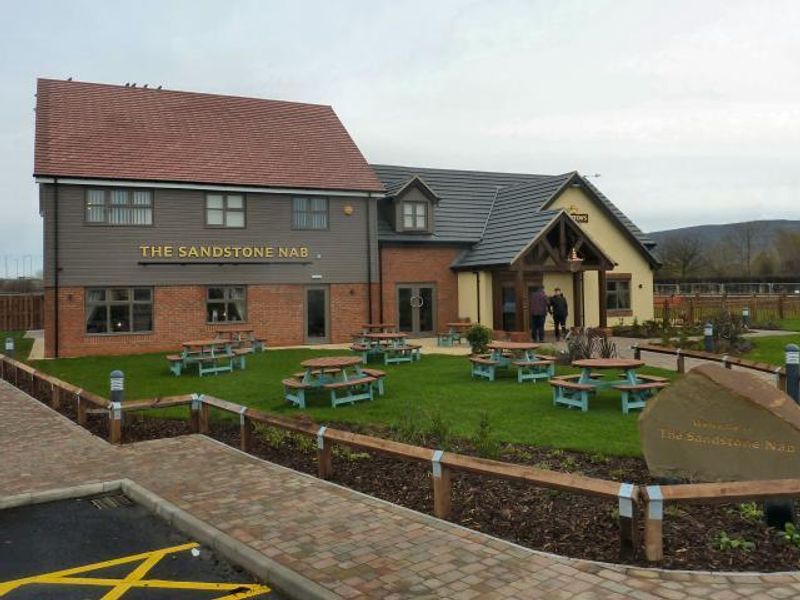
34 79 659 358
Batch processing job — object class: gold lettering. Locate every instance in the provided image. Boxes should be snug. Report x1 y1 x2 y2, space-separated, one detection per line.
265 246 274 257
187 247 199 258
164 246 174 258
279 247 289 258
300 247 309 258
253 247 264 258
178 246 187 257
242 247 253 258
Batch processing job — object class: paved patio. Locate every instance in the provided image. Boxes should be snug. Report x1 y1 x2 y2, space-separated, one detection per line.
1 380 799 598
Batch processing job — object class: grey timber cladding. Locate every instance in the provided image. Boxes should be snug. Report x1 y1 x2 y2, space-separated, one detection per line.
371 164 657 250
41 184 379 287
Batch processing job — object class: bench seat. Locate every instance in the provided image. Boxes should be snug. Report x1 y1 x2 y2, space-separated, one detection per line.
636 374 669 383
550 378 597 412
166 354 184 376
323 376 376 407
613 381 669 414
361 367 386 395
512 358 555 383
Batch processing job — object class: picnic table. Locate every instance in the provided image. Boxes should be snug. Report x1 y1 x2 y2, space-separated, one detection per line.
437 321 471 347
214 327 267 352
550 358 668 413
470 341 554 383
166 339 248 377
361 323 397 334
351 332 420 365
281 356 386 408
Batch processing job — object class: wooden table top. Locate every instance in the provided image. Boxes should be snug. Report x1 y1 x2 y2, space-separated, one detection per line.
447 322 471 329
363 332 407 340
487 341 540 351
572 358 645 369
215 327 254 334
301 356 363 369
182 339 231 348
361 323 397 330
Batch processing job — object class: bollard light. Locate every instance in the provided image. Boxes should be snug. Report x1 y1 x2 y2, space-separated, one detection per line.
742 306 750 327
110 370 125 408
786 344 799 405
4 337 13 358
703 322 714 353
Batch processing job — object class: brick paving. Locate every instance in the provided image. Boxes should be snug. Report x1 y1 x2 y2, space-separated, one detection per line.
1 380 799 599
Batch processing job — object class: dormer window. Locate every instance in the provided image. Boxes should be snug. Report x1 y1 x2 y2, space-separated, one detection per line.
403 201 428 230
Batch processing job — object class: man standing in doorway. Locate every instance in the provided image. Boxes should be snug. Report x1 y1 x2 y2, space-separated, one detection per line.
549 287 569 341
530 287 549 342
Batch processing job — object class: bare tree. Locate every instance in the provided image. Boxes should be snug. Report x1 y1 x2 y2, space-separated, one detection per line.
656 234 707 278
720 222 768 277
774 230 800 275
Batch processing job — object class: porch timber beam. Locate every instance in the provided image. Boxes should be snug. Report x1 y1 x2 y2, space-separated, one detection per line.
559 219 567 259
598 270 608 328
516 266 529 333
573 271 584 328
539 237 561 265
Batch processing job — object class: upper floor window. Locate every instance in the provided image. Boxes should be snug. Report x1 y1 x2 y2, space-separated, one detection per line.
293 197 328 230
606 275 632 312
85 287 153 334
403 201 428 231
206 194 245 228
86 189 152 225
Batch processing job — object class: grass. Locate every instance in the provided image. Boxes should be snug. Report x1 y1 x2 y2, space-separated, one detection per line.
744 333 800 365
0 331 34 361
27 347 677 457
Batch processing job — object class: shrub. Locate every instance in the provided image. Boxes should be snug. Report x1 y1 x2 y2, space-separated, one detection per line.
778 523 800 549
427 410 451 450
736 502 764 522
472 412 499 459
465 324 493 355
712 531 755 552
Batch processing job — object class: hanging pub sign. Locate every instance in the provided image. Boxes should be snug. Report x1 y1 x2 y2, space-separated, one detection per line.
138 244 310 260
567 205 589 223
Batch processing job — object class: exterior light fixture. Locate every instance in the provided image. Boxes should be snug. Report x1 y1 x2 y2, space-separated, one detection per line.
343 205 354 216
567 248 583 272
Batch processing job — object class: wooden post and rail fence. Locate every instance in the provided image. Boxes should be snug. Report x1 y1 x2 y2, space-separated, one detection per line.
654 293 800 324
0 293 44 331
1 350 799 563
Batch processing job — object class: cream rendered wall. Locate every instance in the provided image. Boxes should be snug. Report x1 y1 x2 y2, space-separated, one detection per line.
457 271 494 329
548 187 654 326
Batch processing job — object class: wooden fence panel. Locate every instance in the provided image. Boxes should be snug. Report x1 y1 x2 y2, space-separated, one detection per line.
0 294 44 331
654 294 800 324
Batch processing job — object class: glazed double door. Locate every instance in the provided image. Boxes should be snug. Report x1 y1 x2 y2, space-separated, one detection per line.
397 284 436 336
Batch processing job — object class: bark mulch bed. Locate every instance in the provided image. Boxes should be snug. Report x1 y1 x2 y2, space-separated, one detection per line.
15 377 800 573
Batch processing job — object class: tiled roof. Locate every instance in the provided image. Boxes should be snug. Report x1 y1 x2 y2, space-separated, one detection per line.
34 79 384 193
371 164 659 267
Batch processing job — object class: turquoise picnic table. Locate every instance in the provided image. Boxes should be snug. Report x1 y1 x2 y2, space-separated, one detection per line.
282 355 382 408
174 338 246 376
551 358 666 413
355 332 420 365
469 340 554 383
437 322 470 347
214 327 267 352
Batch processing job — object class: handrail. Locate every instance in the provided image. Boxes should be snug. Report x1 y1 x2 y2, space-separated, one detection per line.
633 343 785 376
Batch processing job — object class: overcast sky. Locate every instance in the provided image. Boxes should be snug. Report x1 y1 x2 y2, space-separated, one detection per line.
2 0 800 275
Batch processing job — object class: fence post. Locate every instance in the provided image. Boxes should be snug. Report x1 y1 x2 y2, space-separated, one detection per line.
703 322 714 353
676 349 685 374
617 483 638 558
50 383 61 409
109 370 124 444
687 297 694 324
317 426 333 479
198 396 209 434
76 390 87 426
4 337 14 360
189 394 201 433
239 406 252 452
779 294 785 320
786 344 799 404
644 485 663 562
431 450 452 519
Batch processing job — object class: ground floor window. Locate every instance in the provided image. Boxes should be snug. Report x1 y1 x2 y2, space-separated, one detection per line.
85 287 153 334
606 275 632 313
207 286 246 322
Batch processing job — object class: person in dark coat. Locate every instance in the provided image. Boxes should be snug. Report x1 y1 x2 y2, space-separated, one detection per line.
529 287 549 342
549 287 569 341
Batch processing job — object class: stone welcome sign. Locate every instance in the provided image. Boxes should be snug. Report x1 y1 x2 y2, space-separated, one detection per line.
639 364 800 482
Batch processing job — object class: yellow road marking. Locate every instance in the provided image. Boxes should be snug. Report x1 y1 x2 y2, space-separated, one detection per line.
0 542 270 598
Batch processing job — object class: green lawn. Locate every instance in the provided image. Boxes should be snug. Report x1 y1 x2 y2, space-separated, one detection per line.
29 348 676 457
0 331 34 361
744 333 800 365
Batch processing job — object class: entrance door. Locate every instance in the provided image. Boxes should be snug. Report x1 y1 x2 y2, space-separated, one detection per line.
305 286 329 343
397 285 436 336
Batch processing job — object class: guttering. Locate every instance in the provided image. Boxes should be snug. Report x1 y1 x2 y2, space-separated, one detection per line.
366 197 373 321
34 177 386 199
53 177 60 358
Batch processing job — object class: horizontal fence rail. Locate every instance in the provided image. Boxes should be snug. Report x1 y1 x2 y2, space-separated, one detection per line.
1 351 798 563
632 344 786 390
0 293 44 331
654 294 800 324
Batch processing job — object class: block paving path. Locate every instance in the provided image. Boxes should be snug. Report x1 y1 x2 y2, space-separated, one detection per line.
1 380 798 599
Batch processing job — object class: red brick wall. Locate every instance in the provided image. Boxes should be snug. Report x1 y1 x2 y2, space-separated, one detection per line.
44 283 369 357
379 245 461 331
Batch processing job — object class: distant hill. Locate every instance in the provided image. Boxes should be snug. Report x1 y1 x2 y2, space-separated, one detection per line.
648 220 800 251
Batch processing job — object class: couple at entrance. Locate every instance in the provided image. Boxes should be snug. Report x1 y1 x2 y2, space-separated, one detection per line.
530 287 568 343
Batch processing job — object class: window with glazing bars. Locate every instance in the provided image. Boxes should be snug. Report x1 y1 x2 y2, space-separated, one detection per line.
206 286 246 322
206 194 245 227
403 201 427 230
292 197 328 229
85 288 153 334
86 189 153 225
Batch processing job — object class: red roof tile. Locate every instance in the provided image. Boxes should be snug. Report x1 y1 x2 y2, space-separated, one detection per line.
34 79 384 193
